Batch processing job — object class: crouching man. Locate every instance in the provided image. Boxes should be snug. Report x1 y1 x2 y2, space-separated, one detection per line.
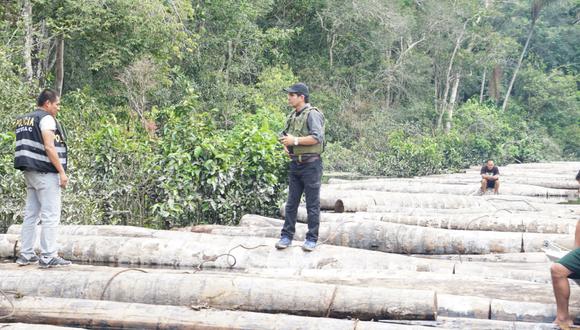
480 159 499 194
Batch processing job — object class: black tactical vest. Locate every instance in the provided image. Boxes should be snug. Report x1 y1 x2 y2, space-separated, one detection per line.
14 109 67 173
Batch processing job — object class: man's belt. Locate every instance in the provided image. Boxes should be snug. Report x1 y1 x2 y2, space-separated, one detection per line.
291 154 320 163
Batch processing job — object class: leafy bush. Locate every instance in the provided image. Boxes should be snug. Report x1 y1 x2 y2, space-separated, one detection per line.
149 106 287 228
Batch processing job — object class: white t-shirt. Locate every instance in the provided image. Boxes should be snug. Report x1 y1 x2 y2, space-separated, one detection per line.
39 115 56 131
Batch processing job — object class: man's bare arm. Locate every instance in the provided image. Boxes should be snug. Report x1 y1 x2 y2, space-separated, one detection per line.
41 130 68 188
279 134 319 147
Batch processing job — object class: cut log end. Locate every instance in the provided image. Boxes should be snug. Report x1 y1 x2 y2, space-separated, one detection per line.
335 200 345 213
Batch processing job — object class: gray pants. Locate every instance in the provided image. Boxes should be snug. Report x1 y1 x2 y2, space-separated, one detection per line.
20 171 61 259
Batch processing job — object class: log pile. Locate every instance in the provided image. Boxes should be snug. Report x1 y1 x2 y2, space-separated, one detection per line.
0 161 578 329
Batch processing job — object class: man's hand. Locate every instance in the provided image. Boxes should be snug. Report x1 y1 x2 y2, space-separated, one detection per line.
59 172 68 189
283 146 292 158
279 134 296 147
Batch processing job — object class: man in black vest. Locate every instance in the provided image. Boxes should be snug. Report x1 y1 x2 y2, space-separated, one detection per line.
276 82 325 252
14 89 71 268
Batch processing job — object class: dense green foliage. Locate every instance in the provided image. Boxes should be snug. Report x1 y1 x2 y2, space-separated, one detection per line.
0 0 578 230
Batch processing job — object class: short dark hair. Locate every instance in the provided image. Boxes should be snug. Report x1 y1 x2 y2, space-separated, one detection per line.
37 89 59 107
289 92 309 103
576 170 580 181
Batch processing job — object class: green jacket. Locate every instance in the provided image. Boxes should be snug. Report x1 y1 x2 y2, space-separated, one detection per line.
284 106 324 155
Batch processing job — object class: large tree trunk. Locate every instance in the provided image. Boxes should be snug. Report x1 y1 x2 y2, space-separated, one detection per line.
0 296 404 330
0 265 580 322
452 262 556 284
333 195 484 213
35 19 49 84
367 203 578 219
55 37 64 96
435 317 570 330
444 73 460 133
437 20 468 130
322 190 492 212
502 23 535 111
0 232 455 272
489 65 502 103
188 217 568 254
0 269 438 321
413 252 549 263
236 266 580 306
22 0 33 84
329 190 566 213
324 180 574 197
479 67 486 102
247 211 578 234
0 323 74 330
327 166 580 189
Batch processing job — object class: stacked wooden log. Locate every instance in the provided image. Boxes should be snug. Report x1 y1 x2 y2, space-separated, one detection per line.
0 161 578 329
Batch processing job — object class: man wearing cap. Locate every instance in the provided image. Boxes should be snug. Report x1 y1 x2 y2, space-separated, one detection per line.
276 82 325 252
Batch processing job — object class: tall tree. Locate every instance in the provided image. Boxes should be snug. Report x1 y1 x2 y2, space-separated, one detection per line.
55 38 64 96
501 0 562 111
22 0 33 84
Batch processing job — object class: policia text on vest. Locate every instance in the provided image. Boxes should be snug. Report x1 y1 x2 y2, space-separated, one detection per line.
14 110 67 173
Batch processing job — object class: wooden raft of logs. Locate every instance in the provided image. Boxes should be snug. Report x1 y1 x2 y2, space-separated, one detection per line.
0 161 578 329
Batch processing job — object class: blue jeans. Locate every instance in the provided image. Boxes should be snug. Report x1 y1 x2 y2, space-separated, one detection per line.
281 159 322 242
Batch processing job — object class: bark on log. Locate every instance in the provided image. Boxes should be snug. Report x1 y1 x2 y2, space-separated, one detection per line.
490 299 580 324
372 213 577 234
522 232 579 253
388 317 560 330
335 194 570 213
5 263 573 309
0 324 82 330
453 263 552 284
329 191 489 212
437 294 490 319
1 264 577 324
188 218 534 254
412 252 549 263
0 296 411 330
328 174 580 190
241 214 288 227
549 237 575 250
264 209 365 224
0 269 437 321
237 267 580 305
501 177 579 190
440 294 578 324
324 181 574 198
273 210 578 234
1 263 578 323
366 205 579 219
2 263 576 306
0 232 455 272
